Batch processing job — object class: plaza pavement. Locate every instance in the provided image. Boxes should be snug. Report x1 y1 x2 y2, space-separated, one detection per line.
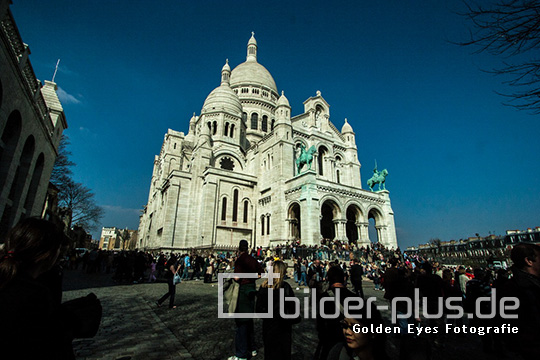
63 268 491 360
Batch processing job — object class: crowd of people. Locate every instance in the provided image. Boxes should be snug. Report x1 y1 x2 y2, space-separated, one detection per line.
1 218 540 360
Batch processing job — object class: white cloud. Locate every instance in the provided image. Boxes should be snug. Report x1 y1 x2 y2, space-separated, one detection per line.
102 205 142 216
57 86 81 104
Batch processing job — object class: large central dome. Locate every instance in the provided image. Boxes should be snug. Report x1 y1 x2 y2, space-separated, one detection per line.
230 62 278 94
229 33 278 94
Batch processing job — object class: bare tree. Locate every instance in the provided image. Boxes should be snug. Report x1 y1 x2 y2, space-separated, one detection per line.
51 135 103 231
59 179 103 231
459 0 540 113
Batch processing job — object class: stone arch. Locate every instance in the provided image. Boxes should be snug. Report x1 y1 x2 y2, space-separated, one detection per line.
293 139 308 175
317 145 329 176
320 198 342 240
345 203 363 244
288 202 301 241
8 135 35 223
367 206 385 244
214 150 245 171
24 152 44 216
224 122 229 136
0 110 23 191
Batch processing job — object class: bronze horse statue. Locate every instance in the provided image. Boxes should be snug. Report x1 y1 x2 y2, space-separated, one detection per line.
367 168 388 191
296 145 317 174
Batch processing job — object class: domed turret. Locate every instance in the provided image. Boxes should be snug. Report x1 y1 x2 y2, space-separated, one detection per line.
202 60 242 116
341 118 353 134
247 31 257 62
276 91 291 124
277 90 290 108
221 59 231 85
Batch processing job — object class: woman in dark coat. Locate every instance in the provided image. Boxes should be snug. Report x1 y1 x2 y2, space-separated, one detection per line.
256 260 301 360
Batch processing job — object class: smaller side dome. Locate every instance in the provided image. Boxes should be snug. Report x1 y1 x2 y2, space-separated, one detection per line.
341 118 354 133
202 85 242 116
203 62 242 115
277 91 290 108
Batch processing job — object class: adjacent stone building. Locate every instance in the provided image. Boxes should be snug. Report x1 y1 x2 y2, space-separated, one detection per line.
99 226 138 250
138 34 397 251
0 1 67 239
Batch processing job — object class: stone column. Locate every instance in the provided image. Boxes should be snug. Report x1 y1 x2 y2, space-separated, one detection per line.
357 221 370 246
375 225 388 245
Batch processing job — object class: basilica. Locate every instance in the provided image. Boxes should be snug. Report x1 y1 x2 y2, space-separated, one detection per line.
138 34 398 251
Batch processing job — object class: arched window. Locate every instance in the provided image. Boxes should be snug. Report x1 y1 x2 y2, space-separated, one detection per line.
212 121 217 135
232 189 239 222
251 113 258 130
24 153 44 215
262 115 268 132
8 136 35 218
224 123 229 136
221 197 227 221
336 170 340 184
0 111 22 191
318 146 328 176
230 124 235 138
243 200 249 223
271 119 275 131
261 215 265 235
267 215 270 235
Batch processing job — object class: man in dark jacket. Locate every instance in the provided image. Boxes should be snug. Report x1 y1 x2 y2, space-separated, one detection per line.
349 258 364 298
229 240 264 360
501 243 540 358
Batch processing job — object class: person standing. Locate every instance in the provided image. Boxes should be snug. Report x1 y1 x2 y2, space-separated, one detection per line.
256 260 300 360
156 254 181 309
500 243 540 357
314 265 358 360
349 258 364 298
181 253 190 280
228 240 264 360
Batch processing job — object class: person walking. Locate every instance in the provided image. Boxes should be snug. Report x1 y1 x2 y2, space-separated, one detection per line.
156 254 181 309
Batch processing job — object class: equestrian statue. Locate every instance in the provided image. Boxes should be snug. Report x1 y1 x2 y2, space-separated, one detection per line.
367 160 388 191
296 145 317 174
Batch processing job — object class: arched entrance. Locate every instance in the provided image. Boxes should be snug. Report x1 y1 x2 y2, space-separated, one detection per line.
368 208 384 244
346 205 361 244
288 203 301 241
320 200 340 241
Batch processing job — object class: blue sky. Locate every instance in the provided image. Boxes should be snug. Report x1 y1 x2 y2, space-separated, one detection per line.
10 1 540 249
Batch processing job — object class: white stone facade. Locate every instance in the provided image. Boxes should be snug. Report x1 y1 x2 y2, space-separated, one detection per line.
0 3 67 238
138 34 398 251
